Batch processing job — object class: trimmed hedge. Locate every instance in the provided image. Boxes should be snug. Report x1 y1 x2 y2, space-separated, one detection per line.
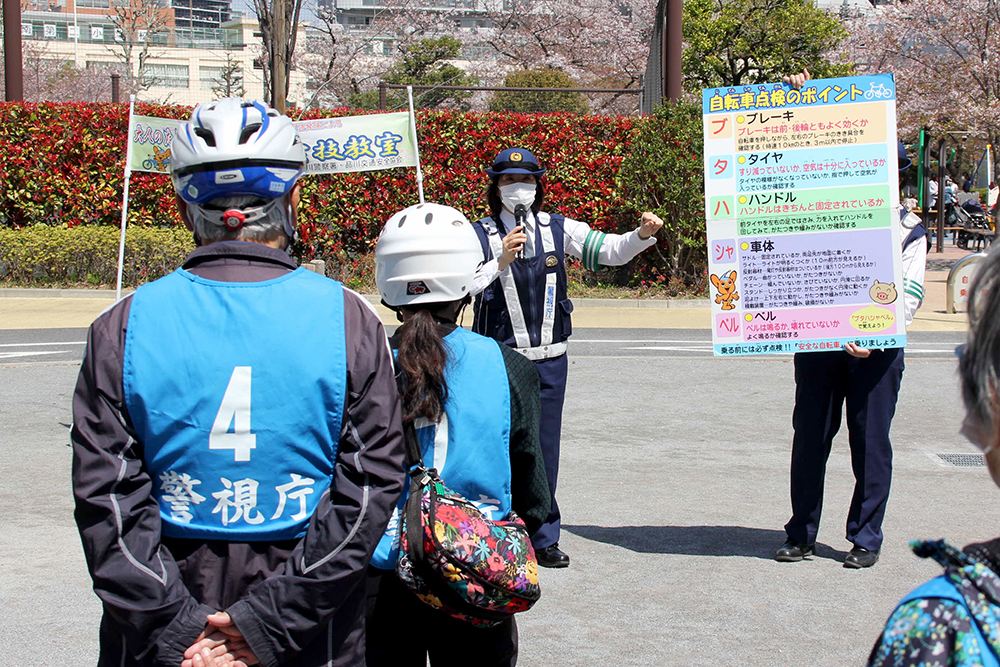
0 102 707 288
0 225 193 287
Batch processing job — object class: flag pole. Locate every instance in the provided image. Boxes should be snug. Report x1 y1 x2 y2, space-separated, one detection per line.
115 94 136 301
406 86 425 204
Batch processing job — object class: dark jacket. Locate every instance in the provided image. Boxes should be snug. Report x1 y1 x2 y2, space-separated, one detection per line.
71 241 406 667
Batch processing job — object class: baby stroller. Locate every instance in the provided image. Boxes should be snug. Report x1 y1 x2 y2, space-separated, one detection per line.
957 199 993 250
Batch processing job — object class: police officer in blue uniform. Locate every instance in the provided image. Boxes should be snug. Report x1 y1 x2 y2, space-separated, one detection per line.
71 99 406 667
776 140 927 569
470 148 663 568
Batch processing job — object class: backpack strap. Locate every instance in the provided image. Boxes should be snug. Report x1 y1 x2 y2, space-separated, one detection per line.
898 575 1000 667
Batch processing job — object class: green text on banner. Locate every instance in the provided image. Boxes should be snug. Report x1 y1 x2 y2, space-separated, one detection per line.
295 112 417 175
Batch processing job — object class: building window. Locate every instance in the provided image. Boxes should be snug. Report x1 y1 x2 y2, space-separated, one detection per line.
200 65 242 90
76 0 111 8
145 63 190 89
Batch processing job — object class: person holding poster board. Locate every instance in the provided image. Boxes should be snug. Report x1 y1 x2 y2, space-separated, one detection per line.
777 140 927 569
756 73 928 569
71 99 407 667
469 147 663 569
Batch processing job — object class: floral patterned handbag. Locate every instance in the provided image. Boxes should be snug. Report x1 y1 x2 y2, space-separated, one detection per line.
395 418 542 626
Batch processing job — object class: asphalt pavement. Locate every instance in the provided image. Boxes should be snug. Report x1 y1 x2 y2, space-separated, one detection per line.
0 244 992 666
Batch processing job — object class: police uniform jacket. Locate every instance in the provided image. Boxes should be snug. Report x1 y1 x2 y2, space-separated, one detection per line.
899 207 927 326
470 208 655 359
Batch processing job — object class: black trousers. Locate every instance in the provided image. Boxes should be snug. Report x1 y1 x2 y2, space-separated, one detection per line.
531 353 568 549
365 567 518 667
784 348 904 552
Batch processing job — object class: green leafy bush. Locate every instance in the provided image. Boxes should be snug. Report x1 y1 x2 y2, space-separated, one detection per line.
0 101 710 290
617 102 707 289
0 225 194 287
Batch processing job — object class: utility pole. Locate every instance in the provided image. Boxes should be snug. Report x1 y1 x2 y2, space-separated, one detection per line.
271 0 288 114
664 0 682 102
3 0 24 101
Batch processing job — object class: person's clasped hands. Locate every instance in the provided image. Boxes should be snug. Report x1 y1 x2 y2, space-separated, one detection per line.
181 612 259 667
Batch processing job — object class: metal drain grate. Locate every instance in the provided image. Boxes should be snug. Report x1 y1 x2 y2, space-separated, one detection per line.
937 453 986 467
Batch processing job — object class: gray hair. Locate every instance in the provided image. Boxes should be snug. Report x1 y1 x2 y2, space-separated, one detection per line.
960 247 1000 449
188 194 291 245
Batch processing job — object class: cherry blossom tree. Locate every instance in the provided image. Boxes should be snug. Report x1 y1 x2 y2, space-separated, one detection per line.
301 0 654 112
1 40 114 102
836 0 1000 169
478 0 655 90
301 0 479 109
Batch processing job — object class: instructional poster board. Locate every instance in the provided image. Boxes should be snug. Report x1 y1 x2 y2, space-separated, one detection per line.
702 73 905 357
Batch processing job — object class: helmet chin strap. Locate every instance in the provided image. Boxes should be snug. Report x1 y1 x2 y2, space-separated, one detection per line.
282 200 298 253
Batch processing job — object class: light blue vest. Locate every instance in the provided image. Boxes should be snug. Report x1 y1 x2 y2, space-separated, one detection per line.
123 267 347 541
371 326 512 569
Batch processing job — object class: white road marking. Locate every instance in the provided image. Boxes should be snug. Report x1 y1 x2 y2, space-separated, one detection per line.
0 341 86 347
0 351 68 359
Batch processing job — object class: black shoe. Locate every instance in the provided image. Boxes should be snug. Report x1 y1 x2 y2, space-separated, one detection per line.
844 546 880 569
775 539 815 562
536 544 570 568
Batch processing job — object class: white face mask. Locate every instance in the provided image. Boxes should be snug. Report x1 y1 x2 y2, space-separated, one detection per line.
499 182 537 211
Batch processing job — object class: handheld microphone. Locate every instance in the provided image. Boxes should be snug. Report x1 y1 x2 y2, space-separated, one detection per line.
514 204 527 261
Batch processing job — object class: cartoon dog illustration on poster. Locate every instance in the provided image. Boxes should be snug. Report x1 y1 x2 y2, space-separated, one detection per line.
711 270 740 310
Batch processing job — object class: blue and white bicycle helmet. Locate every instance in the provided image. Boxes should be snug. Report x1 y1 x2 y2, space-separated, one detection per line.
171 99 306 234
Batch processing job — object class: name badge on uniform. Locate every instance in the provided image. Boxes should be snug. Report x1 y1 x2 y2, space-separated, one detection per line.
545 254 558 267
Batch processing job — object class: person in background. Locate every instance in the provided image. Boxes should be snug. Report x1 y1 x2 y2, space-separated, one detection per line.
469 147 663 568
988 181 999 223
867 246 1000 667
71 98 406 667
366 202 549 667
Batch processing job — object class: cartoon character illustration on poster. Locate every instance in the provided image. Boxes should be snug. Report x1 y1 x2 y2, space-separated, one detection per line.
711 271 740 310
869 280 898 305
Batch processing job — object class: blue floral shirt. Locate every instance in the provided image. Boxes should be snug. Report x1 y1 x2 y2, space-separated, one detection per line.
868 540 1000 667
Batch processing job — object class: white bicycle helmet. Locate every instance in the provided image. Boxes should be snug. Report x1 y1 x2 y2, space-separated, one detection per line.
171 98 306 207
375 203 483 308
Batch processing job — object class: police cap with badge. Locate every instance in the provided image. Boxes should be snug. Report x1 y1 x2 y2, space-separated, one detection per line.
486 148 548 179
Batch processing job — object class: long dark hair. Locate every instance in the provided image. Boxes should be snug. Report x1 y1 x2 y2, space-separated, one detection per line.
486 177 545 220
396 297 469 423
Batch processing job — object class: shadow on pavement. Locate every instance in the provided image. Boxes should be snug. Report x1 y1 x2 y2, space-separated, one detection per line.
562 524 849 562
